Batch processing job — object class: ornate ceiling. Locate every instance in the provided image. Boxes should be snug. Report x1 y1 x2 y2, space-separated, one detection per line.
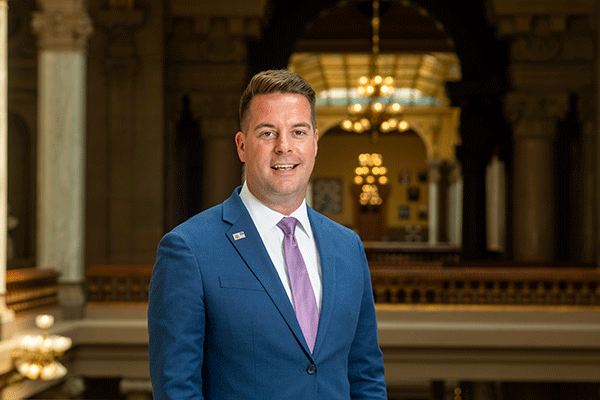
288 52 461 107
287 0 461 107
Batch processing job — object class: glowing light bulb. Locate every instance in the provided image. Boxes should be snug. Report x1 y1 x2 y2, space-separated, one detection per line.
352 104 363 113
359 76 368 85
342 119 353 130
372 102 383 112
379 176 388 184
36 315 54 330
354 176 364 184
399 120 409 131
374 75 383 84
26 364 41 380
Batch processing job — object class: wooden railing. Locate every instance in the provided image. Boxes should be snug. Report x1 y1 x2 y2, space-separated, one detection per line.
363 242 460 265
86 265 152 302
84 262 600 308
6 268 60 313
371 266 600 306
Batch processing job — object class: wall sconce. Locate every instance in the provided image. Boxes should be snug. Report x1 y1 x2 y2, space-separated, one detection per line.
13 315 72 381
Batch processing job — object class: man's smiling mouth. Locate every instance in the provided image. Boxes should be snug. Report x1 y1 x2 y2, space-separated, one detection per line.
272 164 297 170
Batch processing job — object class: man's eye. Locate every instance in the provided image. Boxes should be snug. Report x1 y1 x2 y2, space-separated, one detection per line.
262 131 274 137
294 130 306 136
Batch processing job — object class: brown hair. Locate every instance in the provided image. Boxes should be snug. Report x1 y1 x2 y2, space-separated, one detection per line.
239 69 316 132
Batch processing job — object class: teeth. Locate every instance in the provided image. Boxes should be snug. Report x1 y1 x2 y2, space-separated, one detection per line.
273 165 294 170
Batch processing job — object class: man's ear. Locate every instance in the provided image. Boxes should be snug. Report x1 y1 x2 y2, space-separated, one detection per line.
235 131 246 162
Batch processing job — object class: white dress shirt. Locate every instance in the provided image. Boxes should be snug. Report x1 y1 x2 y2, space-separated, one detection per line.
239 182 322 311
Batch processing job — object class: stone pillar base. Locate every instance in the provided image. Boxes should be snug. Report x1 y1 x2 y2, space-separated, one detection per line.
120 379 153 400
0 295 15 340
58 282 85 320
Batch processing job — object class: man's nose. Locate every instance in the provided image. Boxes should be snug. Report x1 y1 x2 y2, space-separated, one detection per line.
275 134 292 153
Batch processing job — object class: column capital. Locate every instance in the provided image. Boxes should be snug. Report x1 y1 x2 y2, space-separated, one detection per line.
427 159 443 184
506 92 569 139
97 8 145 76
448 161 462 184
32 0 93 52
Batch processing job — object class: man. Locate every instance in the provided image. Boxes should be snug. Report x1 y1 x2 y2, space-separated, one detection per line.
148 69 387 399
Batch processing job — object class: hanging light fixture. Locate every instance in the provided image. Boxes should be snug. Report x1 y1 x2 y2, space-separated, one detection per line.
14 314 72 381
354 153 389 206
341 0 409 142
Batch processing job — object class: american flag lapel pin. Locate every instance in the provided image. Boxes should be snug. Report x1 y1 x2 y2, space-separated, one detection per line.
233 231 246 241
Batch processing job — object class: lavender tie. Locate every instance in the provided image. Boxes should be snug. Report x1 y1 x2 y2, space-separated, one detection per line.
277 217 319 353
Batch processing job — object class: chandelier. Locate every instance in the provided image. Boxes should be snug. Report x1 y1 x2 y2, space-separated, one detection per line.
341 0 408 143
354 153 389 206
14 314 72 381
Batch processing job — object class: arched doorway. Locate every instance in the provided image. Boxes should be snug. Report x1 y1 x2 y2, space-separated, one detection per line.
247 0 510 259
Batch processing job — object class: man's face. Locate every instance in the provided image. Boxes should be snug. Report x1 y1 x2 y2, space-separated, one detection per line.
235 92 318 214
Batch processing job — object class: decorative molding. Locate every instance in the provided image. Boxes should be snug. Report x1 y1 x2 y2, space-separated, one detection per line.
97 8 145 75
505 92 569 139
31 6 93 52
196 16 259 63
493 13 595 62
170 0 268 19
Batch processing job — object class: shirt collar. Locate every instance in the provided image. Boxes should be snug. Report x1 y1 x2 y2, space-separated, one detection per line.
239 181 312 239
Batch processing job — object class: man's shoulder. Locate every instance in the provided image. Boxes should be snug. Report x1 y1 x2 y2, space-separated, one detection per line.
168 188 244 239
168 202 226 239
308 208 361 242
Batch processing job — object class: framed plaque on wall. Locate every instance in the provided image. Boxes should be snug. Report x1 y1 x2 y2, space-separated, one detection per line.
312 178 343 214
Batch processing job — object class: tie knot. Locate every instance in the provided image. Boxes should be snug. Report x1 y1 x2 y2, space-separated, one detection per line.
277 217 298 237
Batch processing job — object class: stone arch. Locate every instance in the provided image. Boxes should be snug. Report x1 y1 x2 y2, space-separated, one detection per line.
248 0 509 256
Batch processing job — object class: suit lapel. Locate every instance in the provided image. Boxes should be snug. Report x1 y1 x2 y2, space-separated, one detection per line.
223 190 313 357
308 208 337 357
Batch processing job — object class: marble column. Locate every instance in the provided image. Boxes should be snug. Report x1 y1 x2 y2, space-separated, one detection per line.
448 162 463 246
510 94 565 262
32 0 93 319
428 160 441 244
0 0 14 340
486 154 506 253
97 7 143 263
203 117 242 208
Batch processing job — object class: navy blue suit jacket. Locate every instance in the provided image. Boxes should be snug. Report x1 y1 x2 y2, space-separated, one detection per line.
148 187 386 399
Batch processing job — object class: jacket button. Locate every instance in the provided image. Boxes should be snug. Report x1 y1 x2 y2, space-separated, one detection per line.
306 364 317 375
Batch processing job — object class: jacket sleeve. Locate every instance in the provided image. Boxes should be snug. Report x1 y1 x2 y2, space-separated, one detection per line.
347 237 387 399
148 231 205 400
